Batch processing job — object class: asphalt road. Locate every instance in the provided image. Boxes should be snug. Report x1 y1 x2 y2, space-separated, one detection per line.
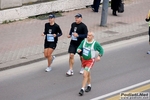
0 36 150 100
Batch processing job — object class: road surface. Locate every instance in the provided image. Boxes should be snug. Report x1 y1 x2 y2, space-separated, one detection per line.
0 36 150 100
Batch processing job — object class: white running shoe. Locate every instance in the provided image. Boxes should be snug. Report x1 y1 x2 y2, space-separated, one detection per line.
66 70 74 76
45 67 52 72
80 68 84 74
147 51 150 54
45 56 55 72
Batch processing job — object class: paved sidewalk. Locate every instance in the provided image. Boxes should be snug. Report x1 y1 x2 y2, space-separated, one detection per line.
0 0 149 71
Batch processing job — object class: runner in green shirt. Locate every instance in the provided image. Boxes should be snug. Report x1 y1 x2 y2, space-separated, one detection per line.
77 32 104 96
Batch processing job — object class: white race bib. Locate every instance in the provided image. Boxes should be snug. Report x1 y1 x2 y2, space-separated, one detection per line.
71 32 77 41
83 47 90 56
47 34 54 42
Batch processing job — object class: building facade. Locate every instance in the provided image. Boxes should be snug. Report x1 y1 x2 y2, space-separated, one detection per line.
0 0 92 23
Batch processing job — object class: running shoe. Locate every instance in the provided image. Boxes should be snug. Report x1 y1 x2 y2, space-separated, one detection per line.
80 68 84 74
85 86 91 92
79 89 84 96
66 70 74 76
45 67 52 72
147 51 150 54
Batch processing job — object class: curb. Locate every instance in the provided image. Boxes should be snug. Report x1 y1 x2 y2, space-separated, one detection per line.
0 31 148 72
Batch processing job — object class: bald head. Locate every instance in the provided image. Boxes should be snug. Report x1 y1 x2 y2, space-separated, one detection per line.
87 32 94 42
89 32 95 37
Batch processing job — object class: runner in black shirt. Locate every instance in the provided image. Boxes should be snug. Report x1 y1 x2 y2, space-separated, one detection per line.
146 10 150 54
42 14 62 72
66 13 88 76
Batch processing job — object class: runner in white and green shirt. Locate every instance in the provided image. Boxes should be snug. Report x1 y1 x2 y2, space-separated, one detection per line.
77 32 104 96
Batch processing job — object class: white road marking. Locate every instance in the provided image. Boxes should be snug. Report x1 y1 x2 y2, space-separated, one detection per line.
91 79 150 100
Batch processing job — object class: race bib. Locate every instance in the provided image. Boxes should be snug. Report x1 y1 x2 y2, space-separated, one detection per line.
83 48 90 56
71 32 77 41
47 34 54 42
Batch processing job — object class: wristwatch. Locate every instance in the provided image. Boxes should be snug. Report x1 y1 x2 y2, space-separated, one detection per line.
98 54 102 57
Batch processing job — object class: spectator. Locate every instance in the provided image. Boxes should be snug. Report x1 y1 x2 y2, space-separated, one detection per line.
91 0 101 12
111 0 121 16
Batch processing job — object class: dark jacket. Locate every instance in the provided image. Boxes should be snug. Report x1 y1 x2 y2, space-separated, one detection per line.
69 22 88 46
111 0 122 11
44 23 62 43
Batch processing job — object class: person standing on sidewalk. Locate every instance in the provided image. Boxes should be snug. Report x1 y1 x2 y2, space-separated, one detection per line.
91 0 101 12
146 10 150 54
42 14 63 72
111 0 121 16
66 13 88 76
77 32 104 96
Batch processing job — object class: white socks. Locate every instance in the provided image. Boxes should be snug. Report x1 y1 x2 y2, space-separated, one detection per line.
81 88 84 90
88 84 91 87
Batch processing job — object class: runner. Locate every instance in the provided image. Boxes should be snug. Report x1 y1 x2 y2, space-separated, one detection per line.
77 32 104 96
42 14 63 72
146 10 150 54
66 13 88 76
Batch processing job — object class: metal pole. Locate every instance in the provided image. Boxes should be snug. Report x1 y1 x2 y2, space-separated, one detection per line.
100 0 109 26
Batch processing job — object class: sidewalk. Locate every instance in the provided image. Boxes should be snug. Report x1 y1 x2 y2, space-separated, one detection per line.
0 0 149 71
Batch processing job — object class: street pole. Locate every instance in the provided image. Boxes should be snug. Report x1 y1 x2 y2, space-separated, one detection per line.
100 0 109 27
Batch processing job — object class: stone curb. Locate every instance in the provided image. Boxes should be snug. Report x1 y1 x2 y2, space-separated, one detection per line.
0 31 147 72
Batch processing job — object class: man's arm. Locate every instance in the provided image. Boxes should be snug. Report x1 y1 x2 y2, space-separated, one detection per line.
95 42 104 57
68 24 73 38
77 40 85 53
94 42 104 62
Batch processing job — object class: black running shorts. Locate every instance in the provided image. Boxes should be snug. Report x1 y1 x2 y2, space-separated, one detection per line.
68 44 82 56
44 42 57 49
